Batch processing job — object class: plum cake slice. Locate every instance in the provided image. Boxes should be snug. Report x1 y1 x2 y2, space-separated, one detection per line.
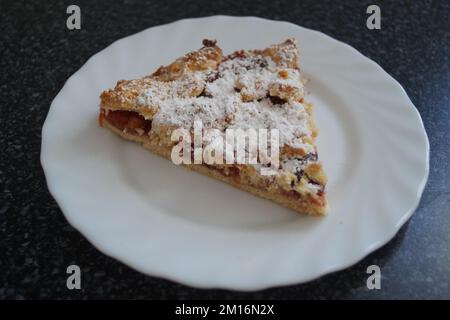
99 38 329 216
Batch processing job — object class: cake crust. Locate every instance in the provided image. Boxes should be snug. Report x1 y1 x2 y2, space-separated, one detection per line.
99 39 329 216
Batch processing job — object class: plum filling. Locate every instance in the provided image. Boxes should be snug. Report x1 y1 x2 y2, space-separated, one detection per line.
284 189 325 206
99 110 152 136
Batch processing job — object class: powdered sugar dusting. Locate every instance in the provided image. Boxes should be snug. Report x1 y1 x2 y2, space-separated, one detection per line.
139 51 311 152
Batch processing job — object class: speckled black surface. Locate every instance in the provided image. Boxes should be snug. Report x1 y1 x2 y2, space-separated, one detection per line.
1 0 449 299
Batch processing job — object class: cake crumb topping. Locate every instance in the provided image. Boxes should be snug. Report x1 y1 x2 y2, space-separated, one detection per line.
100 38 323 192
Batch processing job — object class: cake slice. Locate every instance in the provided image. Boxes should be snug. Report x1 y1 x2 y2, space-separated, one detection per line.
99 39 328 216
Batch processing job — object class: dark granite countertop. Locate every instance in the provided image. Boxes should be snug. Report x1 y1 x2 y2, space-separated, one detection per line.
1 0 449 299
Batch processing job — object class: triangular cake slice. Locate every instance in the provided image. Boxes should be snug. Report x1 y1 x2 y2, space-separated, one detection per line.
99 39 328 215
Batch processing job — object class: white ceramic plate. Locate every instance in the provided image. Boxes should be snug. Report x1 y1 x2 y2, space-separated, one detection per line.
41 16 429 290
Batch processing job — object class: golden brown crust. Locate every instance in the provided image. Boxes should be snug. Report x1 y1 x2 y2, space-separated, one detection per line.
151 39 223 81
100 78 161 118
98 38 329 216
256 38 300 69
100 39 223 116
